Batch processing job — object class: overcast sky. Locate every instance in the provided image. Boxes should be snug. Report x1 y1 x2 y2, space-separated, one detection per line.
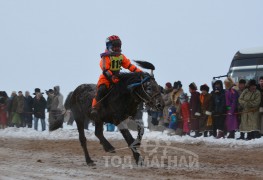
1 0 263 97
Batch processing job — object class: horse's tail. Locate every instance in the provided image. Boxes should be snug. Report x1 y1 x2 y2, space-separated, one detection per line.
134 60 155 70
49 91 73 132
49 117 64 131
64 91 73 110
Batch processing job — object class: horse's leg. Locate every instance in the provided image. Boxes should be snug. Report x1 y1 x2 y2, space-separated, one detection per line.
119 128 143 165
95 121 115 152
132 118 145 147
75 117 95 166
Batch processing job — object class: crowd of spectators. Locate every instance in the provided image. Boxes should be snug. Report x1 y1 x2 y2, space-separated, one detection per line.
0 86 65 131
148 77 263 140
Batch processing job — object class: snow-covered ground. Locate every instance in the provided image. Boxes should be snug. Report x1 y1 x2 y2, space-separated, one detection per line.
1 120 262 149
1 117 263 180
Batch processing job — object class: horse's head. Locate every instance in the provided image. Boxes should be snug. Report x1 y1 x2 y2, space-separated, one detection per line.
139 74 164 111
127 61 164 111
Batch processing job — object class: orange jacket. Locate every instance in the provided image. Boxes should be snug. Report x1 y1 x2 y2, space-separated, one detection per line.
100 54 142 77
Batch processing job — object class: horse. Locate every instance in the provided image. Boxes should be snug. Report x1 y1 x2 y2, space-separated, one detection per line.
50 61 164 166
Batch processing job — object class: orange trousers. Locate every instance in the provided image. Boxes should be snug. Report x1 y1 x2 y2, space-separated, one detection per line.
92 74 111 108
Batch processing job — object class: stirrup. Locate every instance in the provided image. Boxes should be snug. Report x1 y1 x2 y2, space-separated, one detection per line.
90 108 98 120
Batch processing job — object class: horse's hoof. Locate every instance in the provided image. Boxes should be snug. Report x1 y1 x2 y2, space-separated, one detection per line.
106 147 116 153
109 149 116 153
87 161 96 166
136 157 144 166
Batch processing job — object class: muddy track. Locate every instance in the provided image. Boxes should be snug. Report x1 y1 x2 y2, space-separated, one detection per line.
0 137 262 180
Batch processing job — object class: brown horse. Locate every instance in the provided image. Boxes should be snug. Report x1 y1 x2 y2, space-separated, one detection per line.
50 61 164 166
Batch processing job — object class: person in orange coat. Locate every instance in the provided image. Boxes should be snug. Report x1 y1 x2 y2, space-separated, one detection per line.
91 35 142 115
180 93 190 135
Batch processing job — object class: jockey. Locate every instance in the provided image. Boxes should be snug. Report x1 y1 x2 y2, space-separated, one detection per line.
91 35 142 116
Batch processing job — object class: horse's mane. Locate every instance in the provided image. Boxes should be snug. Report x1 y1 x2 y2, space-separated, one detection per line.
108 72 145 98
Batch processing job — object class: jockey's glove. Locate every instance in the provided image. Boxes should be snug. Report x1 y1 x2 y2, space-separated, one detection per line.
111 75 119 84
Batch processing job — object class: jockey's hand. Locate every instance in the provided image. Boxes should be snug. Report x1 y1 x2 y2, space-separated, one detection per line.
111 75 119 84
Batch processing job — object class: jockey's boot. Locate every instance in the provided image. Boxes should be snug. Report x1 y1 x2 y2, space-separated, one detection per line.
90 84 107 117
91 98 99 117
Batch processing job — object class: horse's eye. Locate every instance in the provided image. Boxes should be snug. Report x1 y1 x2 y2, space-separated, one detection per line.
147 87 152 91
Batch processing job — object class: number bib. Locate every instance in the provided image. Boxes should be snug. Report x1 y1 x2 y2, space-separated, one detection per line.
110 55 123 71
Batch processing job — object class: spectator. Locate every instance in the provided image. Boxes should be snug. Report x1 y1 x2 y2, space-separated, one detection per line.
33 88 47 131
167 106 177 135
7 91 17 127
189 82 201 138
0 91 8 129
11 91 24 127
171 81 184 131
49 86 64 130
211 80 226 138
258 76 263 137
24 91 33 128
180 93 190 135
224 77 239 139
162 82 173 127
46 89 54 113
239 79 261 140
237 79 247 140
199 84 213 137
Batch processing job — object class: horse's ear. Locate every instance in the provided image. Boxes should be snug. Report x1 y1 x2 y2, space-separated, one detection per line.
150 70 154 77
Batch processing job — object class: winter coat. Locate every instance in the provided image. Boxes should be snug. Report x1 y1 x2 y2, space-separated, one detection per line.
225 88 239 131
211 90 226 114
189 91 201 131
199 93 212 131
0 97 8 125
258 86 263 133
33 96 47 119
46 95 53 112
12 95 25 113
181 102 190 133
24 95 33 113
171 88 184 123
162 88 173 122
239 89 261 132
168 114 177 130
51 86 64 112
257 85 263 107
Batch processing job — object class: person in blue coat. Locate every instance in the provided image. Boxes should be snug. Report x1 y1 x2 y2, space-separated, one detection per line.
168 106 177 131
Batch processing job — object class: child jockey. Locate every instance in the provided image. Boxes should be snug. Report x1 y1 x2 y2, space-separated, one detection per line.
91 35 142 116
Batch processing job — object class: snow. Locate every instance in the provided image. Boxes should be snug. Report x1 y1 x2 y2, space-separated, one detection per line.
1 120 262 148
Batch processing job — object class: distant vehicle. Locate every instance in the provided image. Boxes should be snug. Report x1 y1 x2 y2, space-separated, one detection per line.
213 47 263 83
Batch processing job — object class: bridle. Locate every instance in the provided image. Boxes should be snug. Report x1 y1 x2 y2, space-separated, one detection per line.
128 75 160 108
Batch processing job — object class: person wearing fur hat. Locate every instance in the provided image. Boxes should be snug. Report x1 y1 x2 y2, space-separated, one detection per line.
211 80 226 138
199 84 213 137
224 77 239 139
162 82 173 127
171 81 184 129
189 82 202 138
239 79 261 140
